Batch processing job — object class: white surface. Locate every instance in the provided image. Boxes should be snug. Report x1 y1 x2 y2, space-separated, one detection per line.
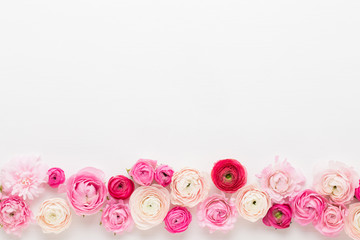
0 0 360 239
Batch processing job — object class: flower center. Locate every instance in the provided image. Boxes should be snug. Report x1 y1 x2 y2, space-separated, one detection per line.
274 211 283 219
225 173 232 180
252 200 256 205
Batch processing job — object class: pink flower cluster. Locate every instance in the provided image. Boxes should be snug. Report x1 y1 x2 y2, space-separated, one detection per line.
1 156 360 239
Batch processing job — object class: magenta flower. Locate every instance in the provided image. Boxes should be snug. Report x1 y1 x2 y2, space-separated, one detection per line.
101 199 133 234
164 206 192 233
129 159 157 186
155 165 174 187
108 175 135 200
47 168 66 188
262 204 292 229
355 180 360 200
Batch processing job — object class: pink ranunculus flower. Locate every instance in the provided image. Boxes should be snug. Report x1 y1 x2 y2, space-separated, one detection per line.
313 161 359 205
345 203 360 240
354 180 360 201
47 168 66 188
108 175 134 200
257 157 305 203
262 204 292 229
130 184 170 230
315 204 346 237
233 185 271 222
290 189 327 226
64 167 107 215
164 206 192 233
129 159 157 186
155 165 174 187
0 196 33 236
197 194 237 233
0 156 48 200
170 168 210 208
101 199 133 234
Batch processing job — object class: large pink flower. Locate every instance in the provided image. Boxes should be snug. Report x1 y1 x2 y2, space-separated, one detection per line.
262 204 292 229
0 156 48 200
129 159 157 186
197 194 237 233
101 199 133 234
257 157 305 203
64 167 107 215
315 204 346 237
164 206 192 233
313 161 358 205
290 189 327 226
0 196 33 236
345 203 360 240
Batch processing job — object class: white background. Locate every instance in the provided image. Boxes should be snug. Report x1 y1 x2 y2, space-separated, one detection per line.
1 0 360 239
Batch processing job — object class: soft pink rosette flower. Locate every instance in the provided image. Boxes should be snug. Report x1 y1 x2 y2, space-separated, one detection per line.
257 157 305 203
0 156 48 200
129 159 157 186
345 203 360 240
155 165 174 187
313 161 358 205
108 175 135 200
355 180 360 201
101 199 133 234
315 204 346 237
197 194 237 233
64 167 107 215
170 168 210 208
129 184 170 230
233 185 271 222
47 168 66 188
290 189 327 226
164 206 192 233
0 196 33 236
262 204 292 229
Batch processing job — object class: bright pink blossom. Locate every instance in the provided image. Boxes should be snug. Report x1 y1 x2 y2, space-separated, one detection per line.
129 159 157 186
108 175 134 200
262 204 292 229
164 206 192 233
47 168 65 188
155 165 174 187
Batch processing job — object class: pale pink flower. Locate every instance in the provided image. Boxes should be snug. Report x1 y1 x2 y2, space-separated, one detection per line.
345 203 360 240
313 161 359 205
101 199 133 234
257 157 305 203
315 204 346 237
0 156 48 200
197 194 237 233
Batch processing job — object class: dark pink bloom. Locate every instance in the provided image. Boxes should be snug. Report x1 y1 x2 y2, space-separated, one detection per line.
47 168 66 188
155 165 174 187
355 179 360 200
263 204 292 229
164 206 192 233
108 175 135 200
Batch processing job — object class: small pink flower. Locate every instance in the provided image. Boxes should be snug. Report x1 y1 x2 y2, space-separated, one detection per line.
197 194 237 233
129 159 157 186
164 206 192 233
290 189 327 226
47 168 66 188
64 167 107 215
155 165 174 187
354 180 360 201
101 199 133 234
257 157 305 203
0 196 33 236
315 204 346 237
262 204 292 229
0 156 48 200
108 175 134 200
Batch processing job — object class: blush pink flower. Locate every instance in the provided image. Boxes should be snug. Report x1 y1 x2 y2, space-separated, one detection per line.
197 194 237 233
0 156 48 200
257 157 305 203
313 161 358 205
101 199 133 234
290 189 327 226
155 165 174 187
262 204 292 229
164 206 192 233
0 196 33 236
129 159 157 186
315 204 346 237
345 203 360 240
47 168 66 188
64 167 107 215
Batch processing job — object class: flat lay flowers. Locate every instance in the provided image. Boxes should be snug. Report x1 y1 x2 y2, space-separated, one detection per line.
1 157 360 239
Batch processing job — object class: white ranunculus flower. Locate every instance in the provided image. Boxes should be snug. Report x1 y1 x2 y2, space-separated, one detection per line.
36 198 72 234
129 185 170 230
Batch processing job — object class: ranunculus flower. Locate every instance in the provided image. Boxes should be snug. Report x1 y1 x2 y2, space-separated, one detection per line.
101 199 133 234
129 159 157 186
211 159 247 193
257 157 305 203
0 196 32 236
0 156 48 200
129 184 170 230
164 206 192 233
197 194 237 233
355 180 360 201
47 168 66 188
170 168 210 208
64 167 107 215
234 185 271 222
315 204 346 237
345 203 360 240
262 204 292 229
108 175 135 200
313 161 359 205
155 165 174 187
290 189 327 226
36 198 72 234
